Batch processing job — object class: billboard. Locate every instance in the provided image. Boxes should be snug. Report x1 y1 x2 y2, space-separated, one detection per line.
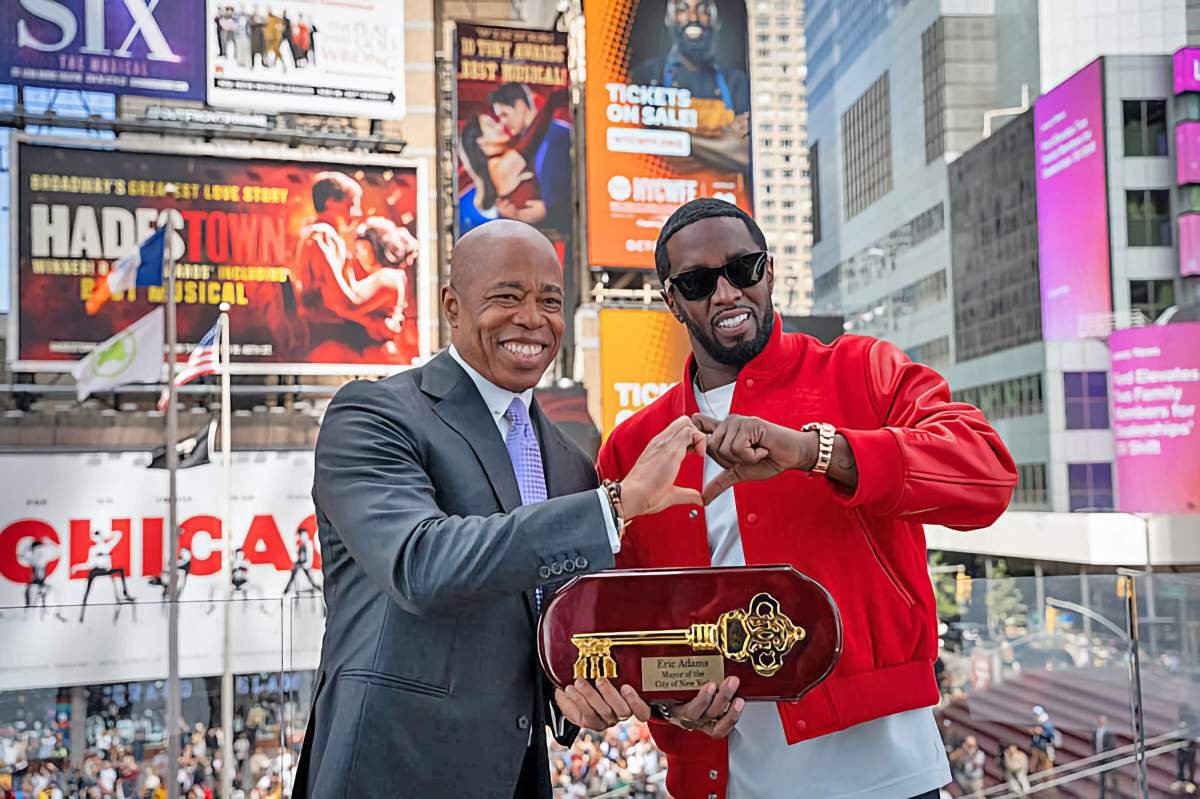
584 0 753 269
1181 214 1200 277
1177 122 1200 185
453 22 572 264
206 0 406 119
0 451 325 690
1110 323 1200 514
1033 58 1112 340
12 140 430 374
1175 47 1200 95
598 307 691 437
0 0 205 100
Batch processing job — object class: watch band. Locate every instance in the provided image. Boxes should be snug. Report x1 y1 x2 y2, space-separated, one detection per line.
801 422 836 475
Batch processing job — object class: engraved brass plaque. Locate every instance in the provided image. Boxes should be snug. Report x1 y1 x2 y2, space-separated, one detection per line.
641 655 725 693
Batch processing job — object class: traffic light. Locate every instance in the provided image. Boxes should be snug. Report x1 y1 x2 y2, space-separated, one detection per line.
956 572 973 604
1117 577 1129 599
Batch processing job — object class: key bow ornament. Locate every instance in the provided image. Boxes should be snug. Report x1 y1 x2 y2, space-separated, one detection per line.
571 592 806 680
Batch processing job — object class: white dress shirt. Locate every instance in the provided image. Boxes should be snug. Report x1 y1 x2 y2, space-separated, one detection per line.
694 379 951 799
447 346 620 552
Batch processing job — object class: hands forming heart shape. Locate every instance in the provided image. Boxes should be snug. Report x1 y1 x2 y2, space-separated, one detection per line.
690 413 813 505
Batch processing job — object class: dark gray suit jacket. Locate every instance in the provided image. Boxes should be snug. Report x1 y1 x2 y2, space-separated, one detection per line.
294 352 615 798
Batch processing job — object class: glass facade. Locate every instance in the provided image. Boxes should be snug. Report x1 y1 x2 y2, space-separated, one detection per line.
1063 371 1110 430
841 72 893 219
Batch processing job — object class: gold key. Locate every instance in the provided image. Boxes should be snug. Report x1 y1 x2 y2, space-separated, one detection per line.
571 592 806 680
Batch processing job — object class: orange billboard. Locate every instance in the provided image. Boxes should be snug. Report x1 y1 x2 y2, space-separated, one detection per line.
599 307 692 437
584 0 753 269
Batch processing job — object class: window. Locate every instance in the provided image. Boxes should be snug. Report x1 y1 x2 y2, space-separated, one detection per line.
1068 462 1114 511
784 245 797 255
761 138 773 148
757 48 771 60
1012 464 1049 508
763 168 775 178
953 374 1043 421
905 336 950 369
1129 279 1175 321
781 138 794 149
763 199 776 209
810 141 822 244
1122 100 1168 157
922 20 946 162
777 34 790 45
757 33 771 43
841 72 893 219
1126 190 1172 246
782 200 795 209
783 214 796 224
780 124 794 133
782 169 794 179
1064 371 1109 430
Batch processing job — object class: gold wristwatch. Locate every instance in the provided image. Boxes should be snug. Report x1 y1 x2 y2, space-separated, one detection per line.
801 422 836 475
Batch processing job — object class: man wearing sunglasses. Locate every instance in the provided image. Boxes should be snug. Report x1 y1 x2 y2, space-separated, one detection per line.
593 198 1017 798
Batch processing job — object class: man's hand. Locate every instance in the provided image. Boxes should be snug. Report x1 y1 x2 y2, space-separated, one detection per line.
617 677 745 739
495 198 548 225
620 417 707 518
554 678 634 731
693 414 814 505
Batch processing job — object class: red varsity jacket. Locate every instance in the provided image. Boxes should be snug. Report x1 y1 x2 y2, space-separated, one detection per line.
596 317 1016 799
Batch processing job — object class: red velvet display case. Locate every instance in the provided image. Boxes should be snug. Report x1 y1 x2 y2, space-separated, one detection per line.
538 566 842 702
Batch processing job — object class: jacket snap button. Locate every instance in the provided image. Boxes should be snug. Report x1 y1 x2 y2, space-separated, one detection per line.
551 561 563 576
709 769 719 779
539 565 551 579
746 378 755 389
516 714 530 730
794 719 807 733
746 513 758 524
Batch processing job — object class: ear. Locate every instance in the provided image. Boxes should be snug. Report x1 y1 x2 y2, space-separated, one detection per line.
441 285 460 328
661 288 685 323
766 254 776 293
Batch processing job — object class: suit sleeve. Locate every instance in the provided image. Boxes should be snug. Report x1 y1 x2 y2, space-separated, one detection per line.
596 435 647 570
832 338 1017 529
313 381 616 615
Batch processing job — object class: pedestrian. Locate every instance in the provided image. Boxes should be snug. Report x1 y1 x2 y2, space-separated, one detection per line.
949 736 986 797
1093 714 1116 798
1003 743 1032 795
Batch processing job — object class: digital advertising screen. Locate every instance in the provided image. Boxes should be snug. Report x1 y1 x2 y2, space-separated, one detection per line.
453 22 573 265
1175 47 1200 95
1177 121 1200 185
1180 213 1200 277
1033 58 1112 340
1110 322 1200 514
13 141 429 373
598 307 691 437
205 0 406 119
1 0 205 100
584 0 753 269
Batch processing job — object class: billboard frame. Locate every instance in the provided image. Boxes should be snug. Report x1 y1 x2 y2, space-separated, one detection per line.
7 132 433 377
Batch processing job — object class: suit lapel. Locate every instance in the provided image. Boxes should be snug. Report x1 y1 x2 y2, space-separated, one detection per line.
422 352 522 513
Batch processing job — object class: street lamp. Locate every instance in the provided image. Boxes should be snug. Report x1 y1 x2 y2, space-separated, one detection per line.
1046 575 1148 799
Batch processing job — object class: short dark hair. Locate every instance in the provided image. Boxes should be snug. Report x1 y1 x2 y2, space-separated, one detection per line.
312 176 348 213
489 83 534 109
654 198 767 284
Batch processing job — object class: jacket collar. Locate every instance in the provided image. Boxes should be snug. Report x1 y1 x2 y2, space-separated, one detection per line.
676 312 798 415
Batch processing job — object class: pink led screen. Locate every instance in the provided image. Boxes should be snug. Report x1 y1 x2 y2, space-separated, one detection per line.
1111 322 1200 514
1034 59 1112 341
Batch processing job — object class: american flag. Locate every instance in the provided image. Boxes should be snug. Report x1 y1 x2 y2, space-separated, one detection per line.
157 320 221 412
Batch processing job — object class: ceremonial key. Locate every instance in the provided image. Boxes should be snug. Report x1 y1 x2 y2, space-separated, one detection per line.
571 592 806 680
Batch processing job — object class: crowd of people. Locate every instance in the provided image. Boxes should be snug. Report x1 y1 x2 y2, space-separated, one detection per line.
549 720 664 798
0 722 297 799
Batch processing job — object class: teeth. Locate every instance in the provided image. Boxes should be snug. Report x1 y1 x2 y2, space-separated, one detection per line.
503 342 544 357
717 312 749 329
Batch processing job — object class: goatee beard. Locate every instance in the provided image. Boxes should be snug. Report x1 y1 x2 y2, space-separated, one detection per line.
686 306 774 368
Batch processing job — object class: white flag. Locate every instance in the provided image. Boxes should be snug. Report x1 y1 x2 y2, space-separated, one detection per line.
71 307 165 401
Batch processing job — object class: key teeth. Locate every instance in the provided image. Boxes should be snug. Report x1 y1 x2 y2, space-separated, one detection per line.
602 655 618 679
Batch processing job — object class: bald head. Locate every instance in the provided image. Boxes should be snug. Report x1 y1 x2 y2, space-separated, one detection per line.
450 220 559 292
443 220 564 392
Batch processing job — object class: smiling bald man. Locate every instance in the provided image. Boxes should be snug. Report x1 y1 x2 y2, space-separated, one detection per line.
296 221 706 798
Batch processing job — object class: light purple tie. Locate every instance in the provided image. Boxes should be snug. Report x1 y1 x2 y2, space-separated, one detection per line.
505 398 547 611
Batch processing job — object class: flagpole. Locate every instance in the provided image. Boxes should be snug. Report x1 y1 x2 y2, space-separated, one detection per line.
219 302 235 799
163 185 182 799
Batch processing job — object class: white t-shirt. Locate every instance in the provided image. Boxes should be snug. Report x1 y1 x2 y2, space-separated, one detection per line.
694 380 951 799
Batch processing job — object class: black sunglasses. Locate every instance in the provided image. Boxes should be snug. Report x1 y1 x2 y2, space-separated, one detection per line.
663 251 769 301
